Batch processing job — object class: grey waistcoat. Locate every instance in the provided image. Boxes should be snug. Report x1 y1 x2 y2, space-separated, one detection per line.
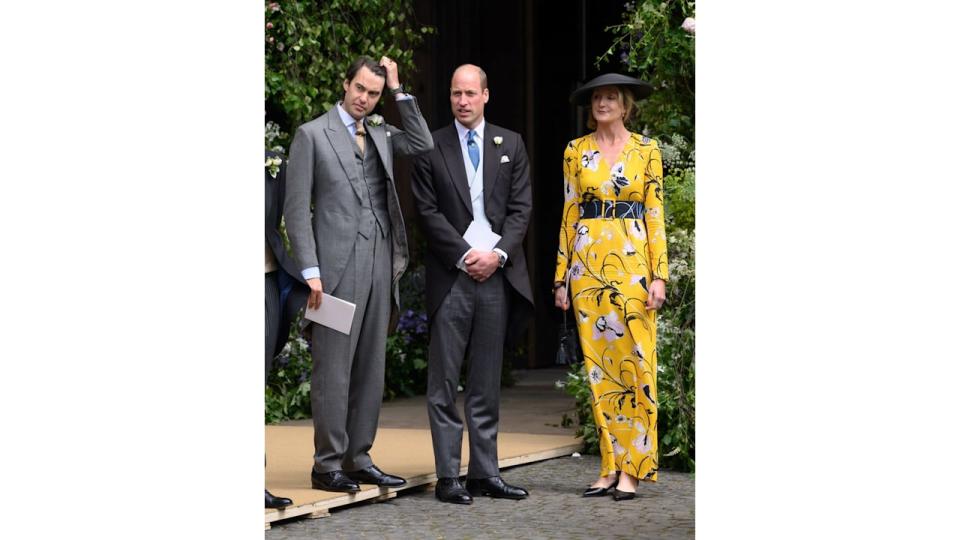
352 135 390 239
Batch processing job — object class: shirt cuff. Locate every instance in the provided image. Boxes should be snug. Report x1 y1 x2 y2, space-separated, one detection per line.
493 248 508 267
301 267 320 281
456 249 472 272
394 93 413 101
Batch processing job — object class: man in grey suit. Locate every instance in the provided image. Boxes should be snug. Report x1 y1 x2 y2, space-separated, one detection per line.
284 56 433 493
411 64 534 504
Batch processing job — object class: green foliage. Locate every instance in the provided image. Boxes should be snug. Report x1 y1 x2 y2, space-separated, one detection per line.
598 1 695 142
561 365 601 455
657 227 695 471
661 134 695 231
265 0 434 152
383 264 430 400
265 329 312 424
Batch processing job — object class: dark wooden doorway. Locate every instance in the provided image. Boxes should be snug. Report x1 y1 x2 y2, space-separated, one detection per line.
398 0 627 368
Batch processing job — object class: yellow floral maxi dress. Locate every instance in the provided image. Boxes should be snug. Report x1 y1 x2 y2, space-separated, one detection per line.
555 133 668 481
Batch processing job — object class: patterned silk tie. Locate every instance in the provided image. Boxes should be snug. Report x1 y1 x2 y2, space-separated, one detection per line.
467 129 480 171
355 124 366 156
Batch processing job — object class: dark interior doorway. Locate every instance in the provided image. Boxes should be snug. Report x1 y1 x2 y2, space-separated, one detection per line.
397 0 628 368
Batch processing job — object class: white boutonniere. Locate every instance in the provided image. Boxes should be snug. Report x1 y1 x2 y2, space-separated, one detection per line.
265 155 282 179
493 136 503 146
367 114 384 127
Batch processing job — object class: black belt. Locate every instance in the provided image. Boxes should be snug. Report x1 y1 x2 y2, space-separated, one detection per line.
579 200 645 219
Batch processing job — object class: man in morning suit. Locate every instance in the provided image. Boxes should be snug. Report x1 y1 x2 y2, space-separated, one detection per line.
264 150 309 508
284 56 434 493
411 64 534 504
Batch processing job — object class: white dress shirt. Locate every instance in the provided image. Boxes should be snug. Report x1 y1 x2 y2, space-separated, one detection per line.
454 119 507 271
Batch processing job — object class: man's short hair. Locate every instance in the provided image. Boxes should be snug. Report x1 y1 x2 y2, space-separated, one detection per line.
345 56 386 83
453 64 488 90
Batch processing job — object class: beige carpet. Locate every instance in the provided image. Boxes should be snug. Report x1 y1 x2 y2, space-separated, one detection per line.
265 425 580 524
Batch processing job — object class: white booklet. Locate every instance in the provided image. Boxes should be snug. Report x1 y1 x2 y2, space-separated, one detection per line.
463 220 502 251
304 293 356 335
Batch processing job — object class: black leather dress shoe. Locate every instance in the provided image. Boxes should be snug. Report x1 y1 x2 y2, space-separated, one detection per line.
345 464 407 487
612 488 637 501
465 476 529 500
435 477 473 505
311 469 361 493
265 489 293 508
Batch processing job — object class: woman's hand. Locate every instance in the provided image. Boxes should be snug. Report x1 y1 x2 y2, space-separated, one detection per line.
554 285 570 311
645 279 666 310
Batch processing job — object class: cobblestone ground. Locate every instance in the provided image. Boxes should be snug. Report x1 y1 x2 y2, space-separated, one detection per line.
266 454 694 539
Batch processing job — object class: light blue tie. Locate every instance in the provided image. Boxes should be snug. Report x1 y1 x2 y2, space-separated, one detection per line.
467 129 480 171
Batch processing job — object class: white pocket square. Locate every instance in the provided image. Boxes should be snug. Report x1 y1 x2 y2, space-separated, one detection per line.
386 131 392 137
500 155 510 164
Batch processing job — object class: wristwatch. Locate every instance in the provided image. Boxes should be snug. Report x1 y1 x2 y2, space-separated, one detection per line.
496 251 506 268
389 84 405 96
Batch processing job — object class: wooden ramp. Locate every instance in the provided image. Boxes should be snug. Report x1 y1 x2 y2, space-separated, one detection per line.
265 426 581 529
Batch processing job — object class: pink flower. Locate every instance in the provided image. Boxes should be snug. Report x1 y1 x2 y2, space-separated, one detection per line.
266 22 274 30
569 260 585 281
574 224 592 253
632 432 652 453
681 17 695 35
592 310 625 342
612 435 627 456
268 2 281 12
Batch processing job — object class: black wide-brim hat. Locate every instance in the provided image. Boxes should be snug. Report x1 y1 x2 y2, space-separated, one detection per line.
569 73 654 105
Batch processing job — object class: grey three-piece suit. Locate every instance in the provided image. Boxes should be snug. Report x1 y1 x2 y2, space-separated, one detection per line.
411 122 534 479
284 98 433 473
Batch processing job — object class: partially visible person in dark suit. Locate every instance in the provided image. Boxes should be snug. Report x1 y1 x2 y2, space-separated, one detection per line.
265 149 309 509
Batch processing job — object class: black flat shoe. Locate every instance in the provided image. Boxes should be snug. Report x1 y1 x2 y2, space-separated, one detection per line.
265 489 293 508
435 477 473 505
583 473 619 497
582 485 615 497
346 464 407 487
465 476 529 500
612 488 636 501
311 469 361 493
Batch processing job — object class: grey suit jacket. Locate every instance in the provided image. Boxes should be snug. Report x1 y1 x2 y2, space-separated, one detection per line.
284 98 434 306
411 122 534 333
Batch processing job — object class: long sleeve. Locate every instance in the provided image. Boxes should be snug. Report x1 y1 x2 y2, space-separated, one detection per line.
493 134 532 263
643 141 669 282
283 126 320 276
386 96 434 158
554 141 581 284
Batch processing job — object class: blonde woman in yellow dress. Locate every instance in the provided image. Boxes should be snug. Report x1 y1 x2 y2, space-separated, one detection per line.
554 74 668 501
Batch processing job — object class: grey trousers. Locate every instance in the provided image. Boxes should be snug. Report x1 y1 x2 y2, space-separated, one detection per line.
310 231 391 473
427 271 508 479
